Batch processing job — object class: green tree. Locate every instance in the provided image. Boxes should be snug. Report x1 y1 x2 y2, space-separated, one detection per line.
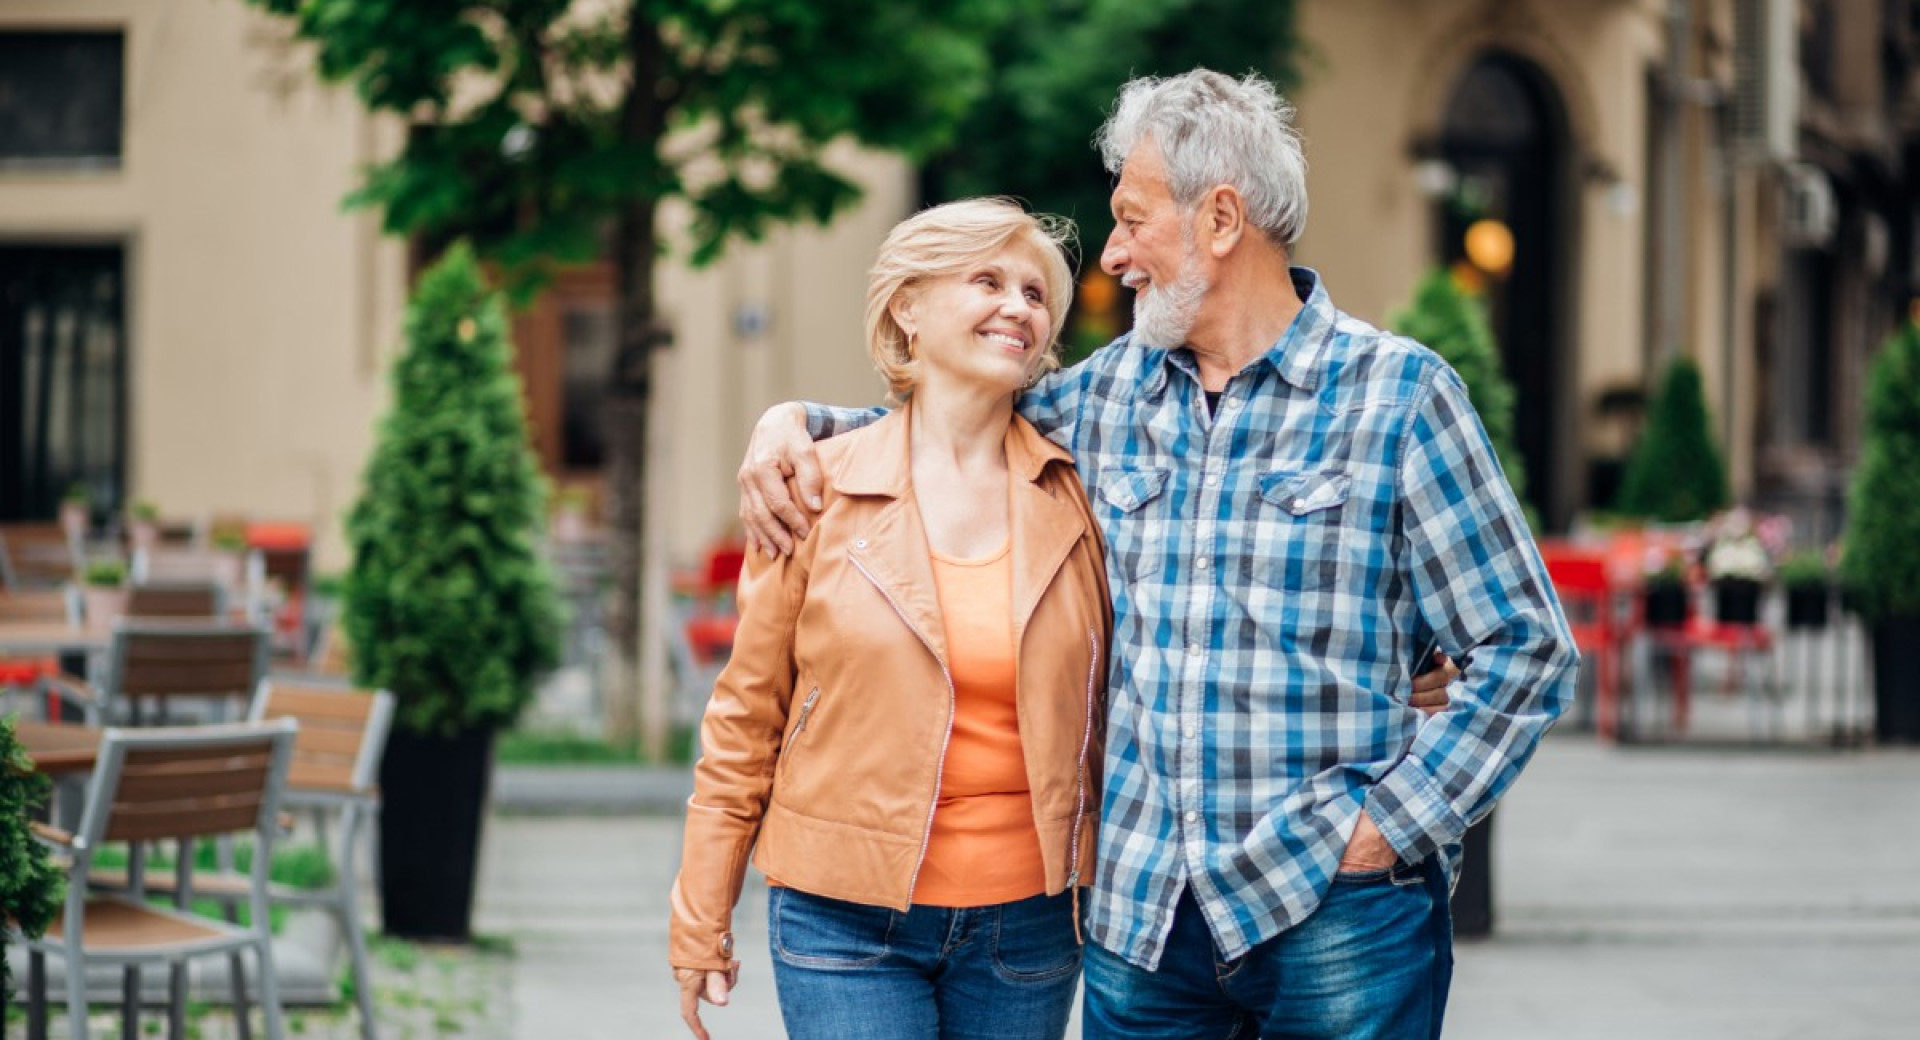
1618 356 1730 523
343 243 562 738
1389 269 1533 523
245 0 1011 754
1841 320 1920 620
0 715 63 992
925 0 1303 240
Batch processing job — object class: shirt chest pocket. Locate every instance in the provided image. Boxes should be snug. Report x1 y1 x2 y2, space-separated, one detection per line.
1240 469 1352 592
1096 468 1170 582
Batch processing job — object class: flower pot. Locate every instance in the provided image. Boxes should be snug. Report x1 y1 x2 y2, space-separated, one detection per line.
1871 616 1920 744
379 726 495 941
1713 579 1763 625
59 502 88 540
82 586 127 627
129 520 159 554
1643 583 1689 627
1785 583 1831 630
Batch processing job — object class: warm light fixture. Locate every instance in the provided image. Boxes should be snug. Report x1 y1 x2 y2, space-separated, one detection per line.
1463 219 1515 277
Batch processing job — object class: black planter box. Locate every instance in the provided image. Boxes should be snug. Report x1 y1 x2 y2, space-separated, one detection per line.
1713 579 1763 625
1872 617 1920 744
1785 584 1832 629
1644 583 1689 627
379 727 495 941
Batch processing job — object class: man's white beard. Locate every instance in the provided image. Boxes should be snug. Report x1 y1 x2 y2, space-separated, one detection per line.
1130 247 1208 350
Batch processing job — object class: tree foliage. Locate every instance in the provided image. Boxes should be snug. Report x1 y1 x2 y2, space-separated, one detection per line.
248 0 1012 276
343 244 562 737
923 0 1302 241
1842 320 1920 620
1390 269 1532 521
0 715 63 992
1618 356 1730 524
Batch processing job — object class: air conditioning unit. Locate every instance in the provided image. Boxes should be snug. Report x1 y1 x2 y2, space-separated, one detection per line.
1733 0 1798 164
1781 163 1836 248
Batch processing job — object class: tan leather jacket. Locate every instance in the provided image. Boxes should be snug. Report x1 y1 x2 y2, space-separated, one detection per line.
669 408 1112 972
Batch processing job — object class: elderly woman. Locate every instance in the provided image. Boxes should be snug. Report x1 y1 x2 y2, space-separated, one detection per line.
670 198 1111 1040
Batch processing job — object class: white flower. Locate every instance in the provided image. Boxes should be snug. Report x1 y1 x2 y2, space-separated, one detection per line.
1706 535 1771 581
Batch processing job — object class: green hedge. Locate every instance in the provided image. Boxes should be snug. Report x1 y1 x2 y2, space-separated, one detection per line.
1842 321 1920 619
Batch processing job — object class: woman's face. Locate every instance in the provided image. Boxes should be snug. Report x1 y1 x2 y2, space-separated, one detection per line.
898 243 1054 397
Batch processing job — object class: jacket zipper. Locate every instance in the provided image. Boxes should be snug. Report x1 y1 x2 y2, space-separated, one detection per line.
788 687 821 743
848 555 956 906
1067 626 1099 944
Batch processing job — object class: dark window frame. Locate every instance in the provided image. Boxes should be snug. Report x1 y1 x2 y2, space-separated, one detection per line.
0 29 127 170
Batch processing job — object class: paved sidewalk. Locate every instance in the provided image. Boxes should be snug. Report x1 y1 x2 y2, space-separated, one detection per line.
475 733 1920 1039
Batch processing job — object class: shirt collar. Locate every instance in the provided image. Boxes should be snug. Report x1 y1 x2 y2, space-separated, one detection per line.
1140 266 1335 400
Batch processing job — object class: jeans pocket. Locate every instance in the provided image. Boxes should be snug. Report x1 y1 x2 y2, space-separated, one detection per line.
991 893 1082 983
1333 859 1426 887
771 887 893 970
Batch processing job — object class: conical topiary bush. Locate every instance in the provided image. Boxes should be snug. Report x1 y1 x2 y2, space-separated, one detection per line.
1391 268 1534 524
1618 356 1729 523
1841 319 1920 742
0 714 62 992
344 241 562 939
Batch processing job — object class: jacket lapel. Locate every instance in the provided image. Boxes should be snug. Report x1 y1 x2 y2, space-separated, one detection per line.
1006 418 1085 642
832 408 949 668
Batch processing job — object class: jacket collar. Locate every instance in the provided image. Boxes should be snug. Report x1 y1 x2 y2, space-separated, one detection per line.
832 401 1088 665
829 401 1075 499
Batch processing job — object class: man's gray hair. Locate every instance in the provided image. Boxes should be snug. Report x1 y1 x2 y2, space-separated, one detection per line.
1096 69 1309 246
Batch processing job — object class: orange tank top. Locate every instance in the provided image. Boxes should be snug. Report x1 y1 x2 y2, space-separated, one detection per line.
912 537 1047 907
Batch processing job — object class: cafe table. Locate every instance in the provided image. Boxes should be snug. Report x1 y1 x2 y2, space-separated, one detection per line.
13 719 103 775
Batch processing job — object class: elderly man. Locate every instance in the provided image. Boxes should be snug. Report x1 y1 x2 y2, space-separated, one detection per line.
735 68 1576 1040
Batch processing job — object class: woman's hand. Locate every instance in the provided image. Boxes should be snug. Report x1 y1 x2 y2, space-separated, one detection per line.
1410 651 1462 715
675 963 740 1040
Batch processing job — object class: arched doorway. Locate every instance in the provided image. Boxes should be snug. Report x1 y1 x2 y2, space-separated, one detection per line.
1434 52 1571 528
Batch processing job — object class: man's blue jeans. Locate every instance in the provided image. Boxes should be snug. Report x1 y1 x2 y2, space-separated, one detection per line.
1083 858 1454 1040
768 886 1080 1040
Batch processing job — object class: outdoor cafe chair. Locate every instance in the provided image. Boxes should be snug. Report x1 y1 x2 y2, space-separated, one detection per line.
40 622 270 727
85 680 396 1040
126 582 229 620
0 523 84 589
21 720 300 1040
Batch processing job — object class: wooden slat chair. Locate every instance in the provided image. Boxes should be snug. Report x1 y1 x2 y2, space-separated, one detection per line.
126 582 229 620
41 623 270 726
0 523 84 589
23 720 300 1040
247 679 393 1040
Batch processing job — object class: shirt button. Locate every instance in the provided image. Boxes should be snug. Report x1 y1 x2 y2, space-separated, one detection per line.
1186 643 1201 657
1183 724 1196 739
1205 474 1220 487
1196 557 1209 571
1185 810 1198 823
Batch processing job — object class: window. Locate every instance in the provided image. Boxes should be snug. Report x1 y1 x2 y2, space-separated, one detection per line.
0 31 125 167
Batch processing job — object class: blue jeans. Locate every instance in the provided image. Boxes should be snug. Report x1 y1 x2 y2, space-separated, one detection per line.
769 886 1081 1040
1083 857 1454 1040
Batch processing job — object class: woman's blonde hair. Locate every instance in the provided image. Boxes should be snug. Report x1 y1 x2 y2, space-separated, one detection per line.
865 197 1077 403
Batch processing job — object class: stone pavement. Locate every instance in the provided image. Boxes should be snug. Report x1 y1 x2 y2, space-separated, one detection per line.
474 732 1920 1040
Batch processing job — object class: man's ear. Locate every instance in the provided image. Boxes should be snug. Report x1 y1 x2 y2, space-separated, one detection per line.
1201 185 1247 258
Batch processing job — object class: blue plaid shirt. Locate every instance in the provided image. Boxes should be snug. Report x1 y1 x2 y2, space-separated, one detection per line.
808 269 1576 969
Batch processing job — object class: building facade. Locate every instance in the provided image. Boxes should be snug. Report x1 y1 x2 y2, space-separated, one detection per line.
1295 0 1920 540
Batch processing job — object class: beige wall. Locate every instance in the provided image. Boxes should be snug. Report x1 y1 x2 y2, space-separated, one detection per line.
0 0 906 570
0 0 407 567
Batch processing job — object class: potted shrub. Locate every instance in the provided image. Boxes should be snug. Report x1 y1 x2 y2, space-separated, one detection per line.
0 714 64 994
343 243 561 941
1642 549 1690 628
1779 551 1833 630
1618 357 1730 523
1841 319 1920 743
127 499 162 553
58 483 90 540
1702 508 1778 625
1390 269 1537 529
80 558 129 627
